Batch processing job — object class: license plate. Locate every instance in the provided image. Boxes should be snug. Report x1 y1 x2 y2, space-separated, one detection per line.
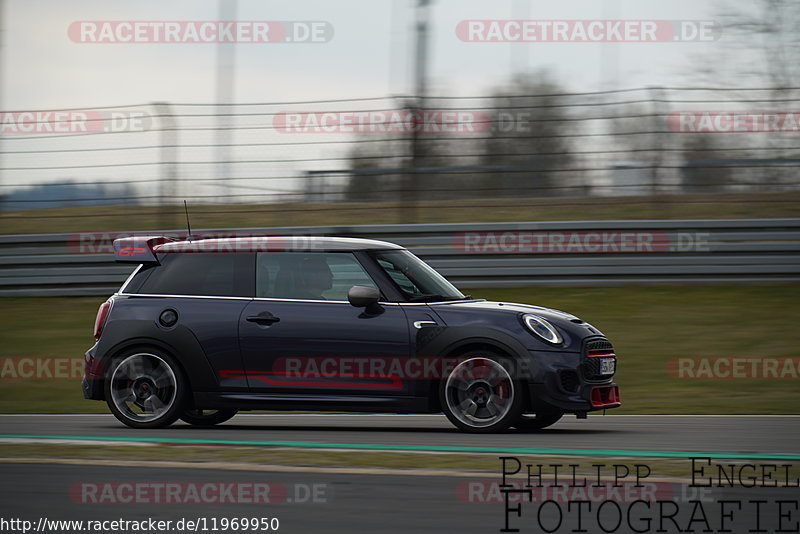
600 358 616 375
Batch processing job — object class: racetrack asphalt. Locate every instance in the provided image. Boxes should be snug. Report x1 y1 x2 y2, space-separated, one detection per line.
0 414 798 457
1 460 797 534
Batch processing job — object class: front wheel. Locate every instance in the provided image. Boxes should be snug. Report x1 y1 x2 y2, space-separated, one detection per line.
440 353 522 433
104 349 186 429
180 409 238 426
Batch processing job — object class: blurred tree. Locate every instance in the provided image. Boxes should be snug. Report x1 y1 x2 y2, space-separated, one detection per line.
717 0 800 190
344 134 406 202
680 134 733 194
718 0 800 88
672 1 800 193
479 72 575 198
344 99 485 202
345 73 577 202
605 90 668 196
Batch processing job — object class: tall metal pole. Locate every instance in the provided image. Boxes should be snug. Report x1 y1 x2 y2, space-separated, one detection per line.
216 0 237 204
413 0 430 115
154 102 178 230
0 0 5 213
510 0 529 76
601 0 620 89
403 0 430 224
648 86 669 217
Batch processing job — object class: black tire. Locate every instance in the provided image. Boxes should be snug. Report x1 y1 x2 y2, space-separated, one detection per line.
513 412 564 431
439 351 523 433
104 348 187 429
180 409 238 426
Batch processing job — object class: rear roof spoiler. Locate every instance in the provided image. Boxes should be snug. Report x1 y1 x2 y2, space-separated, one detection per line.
113 236 173 264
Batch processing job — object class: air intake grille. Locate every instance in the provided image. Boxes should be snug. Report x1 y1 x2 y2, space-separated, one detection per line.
586 339 613 352
559 370 580 393
582 338 616 381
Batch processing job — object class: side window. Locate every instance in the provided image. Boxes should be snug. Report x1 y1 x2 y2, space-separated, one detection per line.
134 253 254 297
256 252 376 301
376 258 420 295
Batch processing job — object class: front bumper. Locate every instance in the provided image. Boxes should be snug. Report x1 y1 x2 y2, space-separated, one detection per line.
523 341 620 414
527 380 621 414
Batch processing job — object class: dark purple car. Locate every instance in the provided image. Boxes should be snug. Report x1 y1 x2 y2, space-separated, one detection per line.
83 235 620 432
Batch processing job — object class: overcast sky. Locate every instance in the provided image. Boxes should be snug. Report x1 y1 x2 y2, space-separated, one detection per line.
0 0 773 199
0 0 748 109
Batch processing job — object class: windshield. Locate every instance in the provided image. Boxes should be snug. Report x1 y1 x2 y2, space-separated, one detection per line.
370 249 466 302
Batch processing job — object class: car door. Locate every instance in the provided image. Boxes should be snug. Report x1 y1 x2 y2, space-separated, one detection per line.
124 251 255 392
238 251 414 396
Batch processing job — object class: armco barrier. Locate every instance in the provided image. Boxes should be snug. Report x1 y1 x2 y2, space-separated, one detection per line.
0 218 798 297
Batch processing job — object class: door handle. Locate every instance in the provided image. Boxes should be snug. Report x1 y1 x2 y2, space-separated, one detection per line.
247 314 280 324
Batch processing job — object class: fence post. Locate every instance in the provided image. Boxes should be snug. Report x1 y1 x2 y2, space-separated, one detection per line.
153 102 178 230
648 86 669 216
400 0 432 224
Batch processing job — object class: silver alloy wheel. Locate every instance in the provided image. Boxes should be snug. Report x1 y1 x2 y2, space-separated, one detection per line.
444 357 514 428
110 353 178 423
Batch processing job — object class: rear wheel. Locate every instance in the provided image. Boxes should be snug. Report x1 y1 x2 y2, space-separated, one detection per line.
104 349 186 429
440 352 522 433
180 409 238 426
513 411 564 431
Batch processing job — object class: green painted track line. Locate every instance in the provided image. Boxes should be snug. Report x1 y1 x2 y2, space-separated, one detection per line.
1 434 799 460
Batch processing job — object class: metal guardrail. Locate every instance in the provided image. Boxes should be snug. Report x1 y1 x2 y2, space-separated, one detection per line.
1 218 798 297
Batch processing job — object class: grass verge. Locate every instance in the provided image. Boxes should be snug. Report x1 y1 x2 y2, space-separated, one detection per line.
0 285 798 414
1 191 798 234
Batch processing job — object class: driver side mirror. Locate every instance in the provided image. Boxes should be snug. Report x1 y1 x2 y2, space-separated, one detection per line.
348 285 383 315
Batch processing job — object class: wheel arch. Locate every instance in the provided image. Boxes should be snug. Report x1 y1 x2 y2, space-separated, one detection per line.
422 332 531 412
95 336 213 393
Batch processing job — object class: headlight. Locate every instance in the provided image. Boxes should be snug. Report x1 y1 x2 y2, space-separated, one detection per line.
522 314 563 345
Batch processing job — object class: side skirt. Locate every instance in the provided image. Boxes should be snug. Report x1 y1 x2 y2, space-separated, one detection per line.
191 392 435 413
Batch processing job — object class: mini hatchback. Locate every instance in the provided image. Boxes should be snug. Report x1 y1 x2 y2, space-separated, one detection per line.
82 235 620 432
